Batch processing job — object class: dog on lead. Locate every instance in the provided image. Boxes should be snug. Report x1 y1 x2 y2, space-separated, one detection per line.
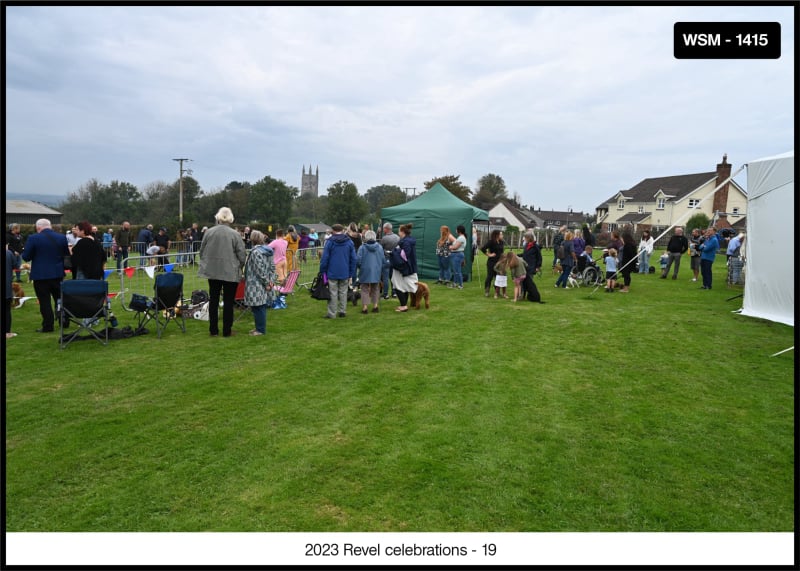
410 281 430 309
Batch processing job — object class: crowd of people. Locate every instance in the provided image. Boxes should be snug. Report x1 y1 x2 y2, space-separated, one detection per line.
545 223 741 294
7 212 743 341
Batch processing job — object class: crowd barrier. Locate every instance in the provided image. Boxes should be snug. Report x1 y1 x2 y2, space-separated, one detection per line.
112 248 320 314
114 254 205 313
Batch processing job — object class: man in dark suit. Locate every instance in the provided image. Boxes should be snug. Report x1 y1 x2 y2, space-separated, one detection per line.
21 219 70 332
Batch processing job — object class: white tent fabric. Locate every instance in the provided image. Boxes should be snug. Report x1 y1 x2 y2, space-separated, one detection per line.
740 150 794 326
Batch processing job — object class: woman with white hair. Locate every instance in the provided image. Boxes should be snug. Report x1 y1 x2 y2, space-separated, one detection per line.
198 207 247 337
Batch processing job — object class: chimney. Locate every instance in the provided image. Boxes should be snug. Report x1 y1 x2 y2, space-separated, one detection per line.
712 154 731 214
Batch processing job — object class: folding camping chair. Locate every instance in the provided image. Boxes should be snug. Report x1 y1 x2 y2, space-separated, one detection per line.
154 272 186 338
277 269 301 296
233 278 251 322
132 272 187 338
59 279 109 350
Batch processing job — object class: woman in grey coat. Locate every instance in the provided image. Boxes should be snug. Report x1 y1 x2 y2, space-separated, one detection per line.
243 230 277 336
198 207 247 337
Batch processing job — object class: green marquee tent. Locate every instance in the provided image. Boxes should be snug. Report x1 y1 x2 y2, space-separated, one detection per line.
381 183 489 281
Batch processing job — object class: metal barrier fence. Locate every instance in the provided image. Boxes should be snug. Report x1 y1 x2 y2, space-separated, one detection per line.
112 246 323 314
113 254 206 313
289 247 321 288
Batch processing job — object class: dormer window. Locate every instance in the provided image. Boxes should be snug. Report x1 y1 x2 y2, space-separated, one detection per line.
617 199 625 210
657 198 665 210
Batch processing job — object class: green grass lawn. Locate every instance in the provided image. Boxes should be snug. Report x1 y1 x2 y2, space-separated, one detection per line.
4 252 794 531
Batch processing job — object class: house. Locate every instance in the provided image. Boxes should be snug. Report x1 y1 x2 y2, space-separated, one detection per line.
487 201 590 233
5 200 63 226
595 155 747 235
487 200 541 231
536 209 590 231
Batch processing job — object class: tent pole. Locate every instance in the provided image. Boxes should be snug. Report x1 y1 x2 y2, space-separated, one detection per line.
588 165 746 297
770 346 794 357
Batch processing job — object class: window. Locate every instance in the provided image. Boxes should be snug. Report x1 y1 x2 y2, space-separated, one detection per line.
657 198 665 210
688 199 700 208
608 223 617 232
617 199 625 210
638 206 644 214
732 207 740 217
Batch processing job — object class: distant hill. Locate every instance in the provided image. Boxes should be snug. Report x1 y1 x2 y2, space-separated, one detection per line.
6 193 65 208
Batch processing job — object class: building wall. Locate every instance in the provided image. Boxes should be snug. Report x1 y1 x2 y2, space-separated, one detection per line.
601 180 747 231
301 166 319 197
487 203 524 229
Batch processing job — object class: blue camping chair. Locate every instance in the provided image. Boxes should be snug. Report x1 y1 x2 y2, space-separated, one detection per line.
59 279 109 350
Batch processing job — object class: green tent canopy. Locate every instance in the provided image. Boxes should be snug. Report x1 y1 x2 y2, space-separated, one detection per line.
381 183 489 281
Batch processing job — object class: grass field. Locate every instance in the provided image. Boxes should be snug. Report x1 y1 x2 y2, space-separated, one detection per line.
4 251 794 532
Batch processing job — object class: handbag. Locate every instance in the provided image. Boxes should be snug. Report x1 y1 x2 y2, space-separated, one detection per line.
129 293 154 312
270 294 287 310
310 272 331 300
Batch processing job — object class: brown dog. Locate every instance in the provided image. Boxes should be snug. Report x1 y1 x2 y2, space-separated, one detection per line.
410 281 430 309
11 282 24 308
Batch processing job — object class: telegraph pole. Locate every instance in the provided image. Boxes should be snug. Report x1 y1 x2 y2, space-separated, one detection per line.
173 158 192 224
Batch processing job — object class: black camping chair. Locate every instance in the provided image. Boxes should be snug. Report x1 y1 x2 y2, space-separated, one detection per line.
59 279 110 349
153 272 186 338
132 272 187 338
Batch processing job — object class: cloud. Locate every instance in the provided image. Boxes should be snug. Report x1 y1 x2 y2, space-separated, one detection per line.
5 5 795 211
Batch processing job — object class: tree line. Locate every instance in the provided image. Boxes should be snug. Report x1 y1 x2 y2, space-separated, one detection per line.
55 172 512 230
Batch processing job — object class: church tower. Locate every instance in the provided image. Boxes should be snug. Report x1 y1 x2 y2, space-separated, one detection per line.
301 165 319 197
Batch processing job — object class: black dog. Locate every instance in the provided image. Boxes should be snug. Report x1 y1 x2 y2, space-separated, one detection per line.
348 285 360 306
522 274 545 303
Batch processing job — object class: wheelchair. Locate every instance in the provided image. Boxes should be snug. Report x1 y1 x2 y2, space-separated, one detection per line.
571 258 604 286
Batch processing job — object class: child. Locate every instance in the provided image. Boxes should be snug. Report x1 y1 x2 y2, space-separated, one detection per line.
605 248 618 292
492 252 510 299
506 252 528 301
659 251 669 274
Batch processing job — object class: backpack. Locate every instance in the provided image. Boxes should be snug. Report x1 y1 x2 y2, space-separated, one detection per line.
390 246 411 275
557 243 566 260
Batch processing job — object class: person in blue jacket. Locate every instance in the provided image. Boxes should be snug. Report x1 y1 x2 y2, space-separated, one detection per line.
698 227 720 290
356 230 385 314
319 223 356 318
21 219 70 333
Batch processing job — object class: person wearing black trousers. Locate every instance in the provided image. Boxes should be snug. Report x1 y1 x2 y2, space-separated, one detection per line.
480 229 505 297
618 231 638 293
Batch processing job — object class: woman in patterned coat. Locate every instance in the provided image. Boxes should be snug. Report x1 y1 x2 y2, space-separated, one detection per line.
244 230 277 336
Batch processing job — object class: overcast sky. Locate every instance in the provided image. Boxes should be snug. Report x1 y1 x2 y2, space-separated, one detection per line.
5 4 795 213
